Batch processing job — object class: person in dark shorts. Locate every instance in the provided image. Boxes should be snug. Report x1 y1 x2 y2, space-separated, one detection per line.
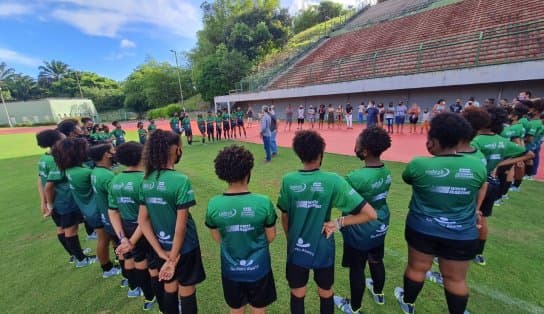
109 142 157 310
137 121 148 145
138 130 205 314
334 127 392 313
235 106 247 138
206 111 215 142
196 113 207 144
216 110 223 141
223 110 231 140
206 145 277 313
39 129 92 267
407 103 421 134
318 104 325 129
181 113 193 145
327 104 335 129
394 113 487 314
277 130 377 314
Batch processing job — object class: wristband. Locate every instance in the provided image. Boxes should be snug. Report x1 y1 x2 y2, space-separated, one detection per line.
46 203 54 211
334 218 341 231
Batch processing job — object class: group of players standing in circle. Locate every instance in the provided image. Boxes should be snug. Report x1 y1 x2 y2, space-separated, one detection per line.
35 94 542 314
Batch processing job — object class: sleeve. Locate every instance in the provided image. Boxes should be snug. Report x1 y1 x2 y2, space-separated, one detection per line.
108 182 118 210
176 178 196 210
138 182 145 205
204 203 217 229
276 178 289 213
402 160 415 184
504 141 527 158
46 163 63 182
333 175 365 215
264 198 277 227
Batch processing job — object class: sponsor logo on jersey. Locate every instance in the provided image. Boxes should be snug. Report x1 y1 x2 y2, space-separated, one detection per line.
239 259 254 266
455 168 475 179
432 217 462 230
371 224 389 239
348 188 357 195
371 178 384 189
117 196 135 204
310 182 324 192
489 153 502 160
157 181 166 191
157 231 171 241
147 197 167 205
143 182 155 190
430 186 470 195
124 182 134 191
294 238 314 256
289 184 307 193
219 208 237 218
296 200 322 209
296 238 310 248
226 224 255 233
372 192 388 201
241 207 255 217
112 182 124 190
425 168 450 178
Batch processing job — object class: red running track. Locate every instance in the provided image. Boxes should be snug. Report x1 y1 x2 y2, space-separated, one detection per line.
1 119 542 180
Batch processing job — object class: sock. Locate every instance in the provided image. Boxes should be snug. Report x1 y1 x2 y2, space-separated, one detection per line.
119 260 127 279
290 294 305 314
164 291 180 314
84 221 94 236
151 276 165 313
513 179 522 188
477 239 486 255
369 260 386 294
349 266 365 310
403 275 424 304
444 289 468 314
65 235 86 261
320 296 334 314
101 261 114 272
57 233 72 256
135 269 154 300
525 165 533 176
180 292 197 314
126 268 138 290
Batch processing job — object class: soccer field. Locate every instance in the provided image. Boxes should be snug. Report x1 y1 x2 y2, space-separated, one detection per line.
0 131 543 313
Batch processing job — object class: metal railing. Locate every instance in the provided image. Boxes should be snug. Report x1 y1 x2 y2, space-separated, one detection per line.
273 19 544 89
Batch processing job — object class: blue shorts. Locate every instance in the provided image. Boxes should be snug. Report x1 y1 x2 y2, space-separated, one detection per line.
395 116 405 124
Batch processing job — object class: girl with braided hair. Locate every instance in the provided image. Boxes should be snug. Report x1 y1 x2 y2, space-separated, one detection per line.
138 129 205 314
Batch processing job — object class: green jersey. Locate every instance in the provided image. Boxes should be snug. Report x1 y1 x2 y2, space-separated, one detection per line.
215 115 223 125
222 113 230 121
170 117 179 130
148 124 157 132
40 153 79 214
138 128 147 143
519 117 531 133
139 169 198 253
109 171 144 222
112 128 126 144
91 166 115 231
206 116 215 126
65 166 101 226
277 169 365 268
526 119 543 151
501 123 525 140
471 134 526 173
402 155 486 240
343 165 391 250
182 117 191 130
235 111 244 122
458 147 487 167
206 192 277 282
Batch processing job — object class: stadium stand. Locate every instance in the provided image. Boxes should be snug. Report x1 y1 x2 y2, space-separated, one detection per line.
268 0 544 90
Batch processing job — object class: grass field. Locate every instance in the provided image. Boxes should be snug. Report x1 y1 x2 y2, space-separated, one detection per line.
1 131 543 313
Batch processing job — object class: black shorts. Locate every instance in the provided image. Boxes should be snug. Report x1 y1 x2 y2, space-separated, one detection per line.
405 226 478 261
198 126 206 134
342 242 384 267
148 247 206 286
207 125 214 133
409 116 419 124
223 122 230 130
237 120 244 127
286 263 334 290
51 210 82 228
122 221 151 262
222 271 276 309
297 118 304 124
480 177 500 217
184 128 192 136
216 126 222 133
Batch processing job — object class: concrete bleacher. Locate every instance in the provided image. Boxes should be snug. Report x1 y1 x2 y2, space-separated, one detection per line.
269 0 544 90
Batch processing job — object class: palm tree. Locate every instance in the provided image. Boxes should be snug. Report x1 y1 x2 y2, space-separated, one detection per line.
0 62 14 87
38 60 70 87
8 74 40 101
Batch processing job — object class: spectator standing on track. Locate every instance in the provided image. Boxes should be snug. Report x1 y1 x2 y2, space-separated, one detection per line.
246 106 254 128
308 105 316 129
318 104 326 129
395 101 408 134
297 105 305 130
377 103 385 128
408 103 421 134
366 101 379 128
285 104 294 131
345 103 354 129
464 97 480 108
358 102 365 124
432 99 447 119
261 106 272 163
450 99 463 113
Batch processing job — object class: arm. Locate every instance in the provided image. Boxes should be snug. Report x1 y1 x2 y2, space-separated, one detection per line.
281 212 289 239
138 204 168 260
44 182 56 216
37 177 47 216
167 209 189 263
323 203 377 238
210 229 221 244
476 182 488 212
495 151 534 168
265 226 276 243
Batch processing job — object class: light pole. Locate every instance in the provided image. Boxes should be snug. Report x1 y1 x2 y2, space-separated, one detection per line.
0 86 13 127
169 49 184 108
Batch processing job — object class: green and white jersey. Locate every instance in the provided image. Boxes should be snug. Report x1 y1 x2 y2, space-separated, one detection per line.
458 147 487 167
112 129 125 141
235 111 244 121
91 166 115 230
343 165 391 250
526 119 543 151
472 134 526 173
206 116 215 126
216 115 223 125
501 123 525 140
205 192 277 282
109 171 144 223
139 169 198 254
40 153 79 214
138 128 147 141
148 124 157 132
277 169 365 269
519 117 531 134
402 155 486 240
182 117 191 130
65 166 98 219
222 113 230 121
170 117 179 129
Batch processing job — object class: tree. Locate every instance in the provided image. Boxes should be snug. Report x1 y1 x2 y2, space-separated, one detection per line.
38 60 70 88
0 62 15 100
196 44 250 102
6 74 41 101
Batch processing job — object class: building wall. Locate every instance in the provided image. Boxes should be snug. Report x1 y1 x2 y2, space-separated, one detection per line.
0 98 96 125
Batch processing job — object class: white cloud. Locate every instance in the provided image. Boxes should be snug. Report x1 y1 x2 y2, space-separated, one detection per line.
0 3 29 17
0 48 41 66
105 51 136 61
120 39 136 49
47 0 201 39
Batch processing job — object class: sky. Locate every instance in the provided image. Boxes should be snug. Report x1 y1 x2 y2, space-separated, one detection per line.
0 0 365 81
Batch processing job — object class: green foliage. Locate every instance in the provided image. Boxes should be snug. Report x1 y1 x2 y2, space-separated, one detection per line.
123 59 195 114
38 60 70 88
82 87 125 111
293 1 344 33
196 44 250 102
5 73 42 101
147 94 207 119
